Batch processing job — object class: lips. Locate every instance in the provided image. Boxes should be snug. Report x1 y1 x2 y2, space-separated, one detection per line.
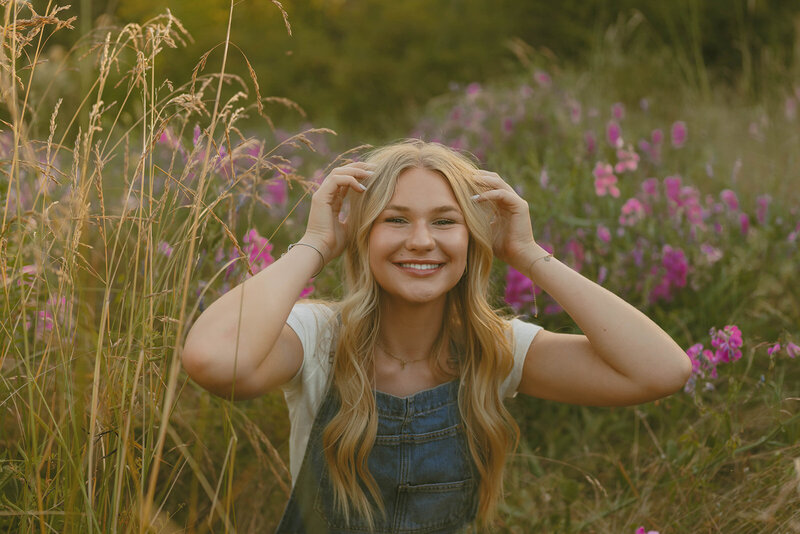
393 262 445 274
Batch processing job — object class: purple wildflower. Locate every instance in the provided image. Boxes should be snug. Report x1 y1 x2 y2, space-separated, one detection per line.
533 70 552 87
664 175 682 204
641 178 659 197
739 213 750 235
709 325 743 363
607 121 623 148
671 121 687 147
720 189 739 211
261 178 288 208
767 343 781 356
158 241 173 257
504 266 536 314
612 102 625 120
786 342 799 358
242 229 274 275
596 225 611 243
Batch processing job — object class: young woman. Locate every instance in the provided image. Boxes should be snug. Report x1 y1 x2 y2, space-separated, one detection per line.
181 140 691 533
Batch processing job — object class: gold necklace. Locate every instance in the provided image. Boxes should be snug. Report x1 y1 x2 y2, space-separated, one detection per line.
376 343 429 370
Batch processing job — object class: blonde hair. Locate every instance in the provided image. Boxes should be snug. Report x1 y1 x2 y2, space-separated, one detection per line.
322 139 518 529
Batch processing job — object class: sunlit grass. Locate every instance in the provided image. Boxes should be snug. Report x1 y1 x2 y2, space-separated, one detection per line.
1 2 799 533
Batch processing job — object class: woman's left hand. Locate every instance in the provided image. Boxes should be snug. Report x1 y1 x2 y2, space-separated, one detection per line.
473 170 538 268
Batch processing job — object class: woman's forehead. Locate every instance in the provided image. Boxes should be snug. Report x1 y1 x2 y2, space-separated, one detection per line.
385 168 463 213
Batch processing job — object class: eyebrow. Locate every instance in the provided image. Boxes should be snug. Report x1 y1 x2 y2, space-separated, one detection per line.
383 204 462 215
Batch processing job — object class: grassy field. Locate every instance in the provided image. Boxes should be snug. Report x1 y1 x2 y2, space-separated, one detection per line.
1 3 799 533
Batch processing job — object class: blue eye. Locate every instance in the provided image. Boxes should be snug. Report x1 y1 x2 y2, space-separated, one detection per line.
434 219 455 225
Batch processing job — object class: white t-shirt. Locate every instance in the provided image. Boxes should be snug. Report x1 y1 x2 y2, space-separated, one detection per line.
281 301 542 485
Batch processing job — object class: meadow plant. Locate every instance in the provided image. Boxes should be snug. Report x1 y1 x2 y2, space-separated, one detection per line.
411 53 800 531
2 2 799 532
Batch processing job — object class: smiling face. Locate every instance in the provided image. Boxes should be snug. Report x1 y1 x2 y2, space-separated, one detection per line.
368 167 470 308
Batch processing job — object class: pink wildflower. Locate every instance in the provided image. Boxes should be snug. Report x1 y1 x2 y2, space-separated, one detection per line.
606 121 623 148
756 194 771 225
710 325 743 363
671 121 687 147
261 178 288 208
767 343 781 356
739 213 750 235
651 129 664 145
502 117 514 135
635 527 659 534
619 198 646 226
720 189 739 211
157 241 173 257
242 229 274 275
596 225 611 243
662 245 689 288
592 162 620 198
539 168 550 188
533 70 552 88
564 239 585 272
786 342 800 358
299 284 314 299
612 102 625 120
641 178 659 197
614 148 640 173
504 266 536 314
664 175 682 204
650 245 689 302
465 82 481 97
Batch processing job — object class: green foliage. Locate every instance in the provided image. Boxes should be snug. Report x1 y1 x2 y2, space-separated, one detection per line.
2 1 799 532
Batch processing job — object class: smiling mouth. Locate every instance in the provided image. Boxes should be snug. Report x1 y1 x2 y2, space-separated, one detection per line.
394 262 445 273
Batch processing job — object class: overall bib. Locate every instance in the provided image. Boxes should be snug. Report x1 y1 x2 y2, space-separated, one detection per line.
275 379 479 533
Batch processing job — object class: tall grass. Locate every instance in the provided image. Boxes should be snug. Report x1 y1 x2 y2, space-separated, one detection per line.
1 2 799 533
0 1 319 531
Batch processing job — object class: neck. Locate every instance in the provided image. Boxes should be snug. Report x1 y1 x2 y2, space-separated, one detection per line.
376 294 447 358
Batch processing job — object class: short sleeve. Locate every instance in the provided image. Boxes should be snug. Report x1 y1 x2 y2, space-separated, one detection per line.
283 301 336 390
500 318 543 399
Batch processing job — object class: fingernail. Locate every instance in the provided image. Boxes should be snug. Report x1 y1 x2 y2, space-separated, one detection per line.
359 184 368 191
471 194 480 201
365 170 374 174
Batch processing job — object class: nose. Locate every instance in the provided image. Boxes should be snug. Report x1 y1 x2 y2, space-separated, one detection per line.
405 221 435 250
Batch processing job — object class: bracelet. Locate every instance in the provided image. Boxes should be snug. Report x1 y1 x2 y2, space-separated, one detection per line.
530 253 553 269
283 242 325 278
529 253 553 318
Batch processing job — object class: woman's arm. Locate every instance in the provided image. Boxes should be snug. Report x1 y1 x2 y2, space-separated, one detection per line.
182 163 372 399
474 171 691 406
511 246 691 406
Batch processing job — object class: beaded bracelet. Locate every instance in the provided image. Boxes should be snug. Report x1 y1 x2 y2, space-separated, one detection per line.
283 242 326 278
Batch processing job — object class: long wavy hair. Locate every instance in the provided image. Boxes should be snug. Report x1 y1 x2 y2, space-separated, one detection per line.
322 139 519 529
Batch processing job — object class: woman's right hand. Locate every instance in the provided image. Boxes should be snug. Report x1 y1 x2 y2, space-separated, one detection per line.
300 162 374 268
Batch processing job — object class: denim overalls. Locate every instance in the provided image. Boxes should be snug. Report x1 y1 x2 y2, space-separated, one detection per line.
275 378 479 533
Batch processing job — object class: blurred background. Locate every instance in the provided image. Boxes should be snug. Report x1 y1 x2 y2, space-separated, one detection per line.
3 1 800 532
35 0 800 140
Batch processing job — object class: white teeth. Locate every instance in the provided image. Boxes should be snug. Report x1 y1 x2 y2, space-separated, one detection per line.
399 263 441 270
